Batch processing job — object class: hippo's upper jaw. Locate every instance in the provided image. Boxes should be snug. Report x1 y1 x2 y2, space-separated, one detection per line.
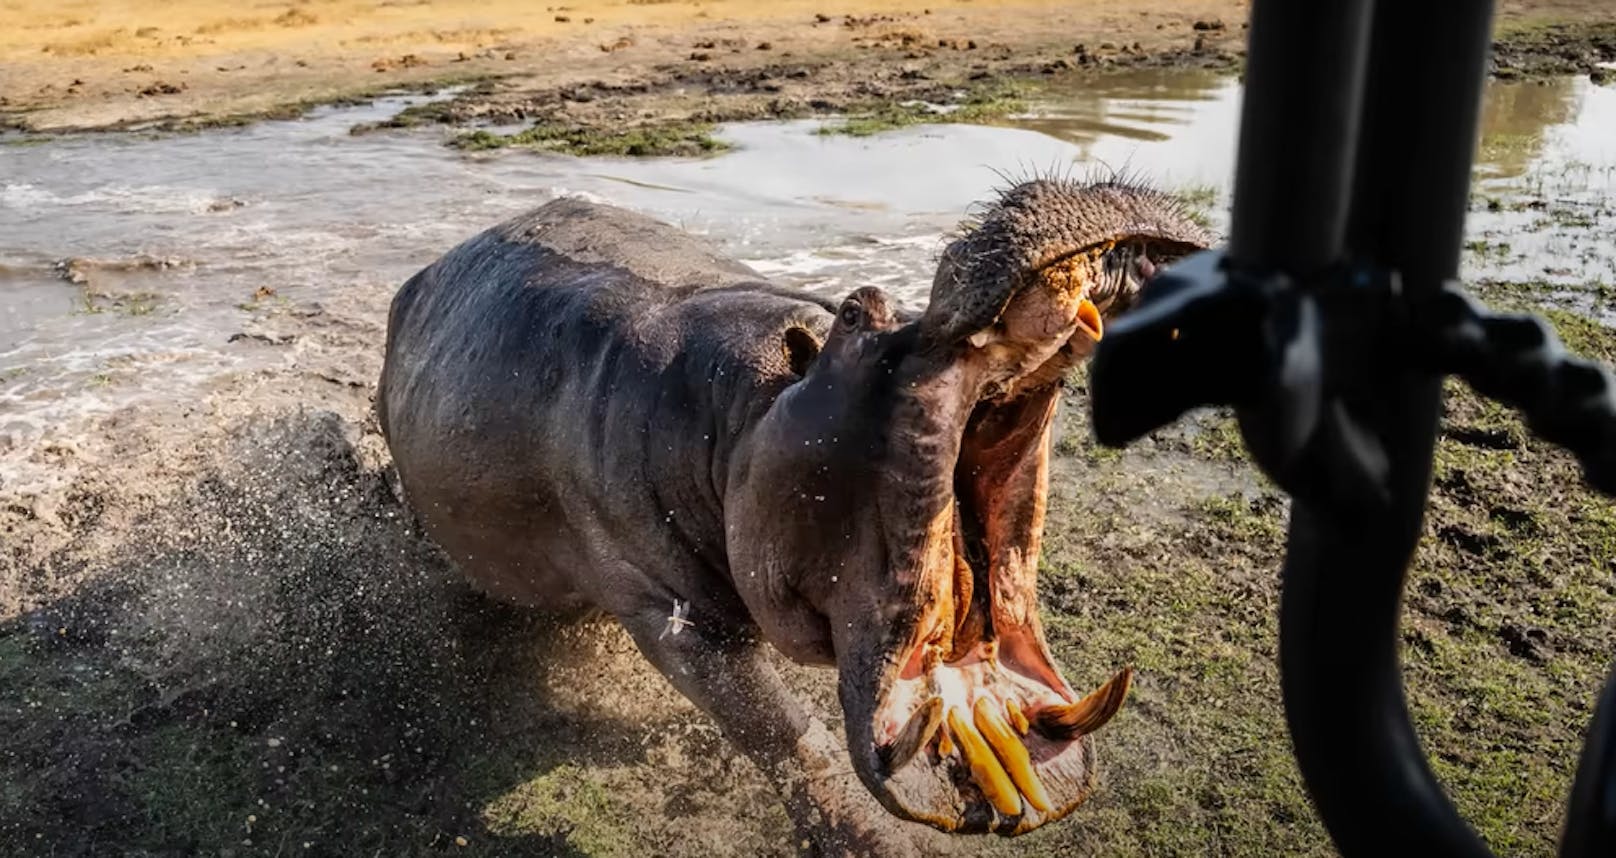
729 178 1210 836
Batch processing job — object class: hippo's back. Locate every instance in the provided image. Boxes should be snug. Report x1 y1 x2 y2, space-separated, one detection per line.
378 198 832 609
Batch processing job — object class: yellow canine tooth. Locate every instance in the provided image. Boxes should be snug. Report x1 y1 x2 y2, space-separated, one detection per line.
946 706 1023 817
974 698 1053 814
937 722 954 758
1005 698 1030 736
1076 298 1104 341
879 698 943 774
1036 666 1134 740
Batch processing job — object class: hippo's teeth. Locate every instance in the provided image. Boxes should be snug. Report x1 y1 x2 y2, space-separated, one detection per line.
973 698 1053 814
937 721 955 757
968 330 992 348
879 697 943 774
1005 698 1030 735
946 706 1023 817
1076 298 1104 342
1034 666 1134 740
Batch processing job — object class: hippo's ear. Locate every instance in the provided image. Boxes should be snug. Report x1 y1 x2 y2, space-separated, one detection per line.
783 326 821 377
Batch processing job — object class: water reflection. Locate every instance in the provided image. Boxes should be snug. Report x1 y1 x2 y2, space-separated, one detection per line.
1012 70 1241 190
1476 76 1584 179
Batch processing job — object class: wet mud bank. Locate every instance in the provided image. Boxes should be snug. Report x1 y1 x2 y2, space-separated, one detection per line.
3 1 1614 139
352 19 1616 158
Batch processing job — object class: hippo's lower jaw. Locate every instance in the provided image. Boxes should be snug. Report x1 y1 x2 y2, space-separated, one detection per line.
842 376 1134 836
867 644 1132 835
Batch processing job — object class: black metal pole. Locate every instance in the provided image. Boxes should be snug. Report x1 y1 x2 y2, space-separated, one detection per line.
1563 667 1616 856
1227 0 1371 273
1095 0 1616 853
1266 1 1497 854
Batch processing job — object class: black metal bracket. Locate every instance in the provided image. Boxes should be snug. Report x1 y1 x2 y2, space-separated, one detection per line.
1092 250 1405 512
1085 0 1616 855
1095 254 1616 503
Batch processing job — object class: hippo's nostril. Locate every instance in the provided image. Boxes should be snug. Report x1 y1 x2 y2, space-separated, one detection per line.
1138 252 1157 282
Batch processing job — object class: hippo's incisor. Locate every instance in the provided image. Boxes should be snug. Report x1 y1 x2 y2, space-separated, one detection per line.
378 179 1211 854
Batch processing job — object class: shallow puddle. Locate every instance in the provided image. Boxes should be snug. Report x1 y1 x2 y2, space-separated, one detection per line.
1 71 1612 456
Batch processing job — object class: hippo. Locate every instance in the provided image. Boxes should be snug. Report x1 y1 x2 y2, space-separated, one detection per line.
376 179 1211 854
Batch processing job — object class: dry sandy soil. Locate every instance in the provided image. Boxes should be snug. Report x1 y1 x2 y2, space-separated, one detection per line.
2 0 1614 133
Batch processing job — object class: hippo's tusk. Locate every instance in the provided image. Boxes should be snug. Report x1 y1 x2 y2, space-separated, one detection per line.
946 706 1023 817
937 720 955 757
1034 666 1134 740
879 697 944 774
974 698 1053 814
1005 697 1030 736
1075 297 1104 342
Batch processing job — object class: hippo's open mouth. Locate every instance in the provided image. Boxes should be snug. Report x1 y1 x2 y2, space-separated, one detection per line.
842 179 1209 835
863 382 1135 835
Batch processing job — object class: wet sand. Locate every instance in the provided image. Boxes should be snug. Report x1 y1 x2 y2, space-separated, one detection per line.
2 0 1613 133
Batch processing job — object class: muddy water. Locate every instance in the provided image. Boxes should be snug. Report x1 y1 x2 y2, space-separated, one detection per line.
1 72 1613 486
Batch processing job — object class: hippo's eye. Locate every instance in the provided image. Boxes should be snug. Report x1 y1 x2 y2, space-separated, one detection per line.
839 303 862 328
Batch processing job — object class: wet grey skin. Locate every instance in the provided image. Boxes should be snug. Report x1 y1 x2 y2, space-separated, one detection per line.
377 179 1210 855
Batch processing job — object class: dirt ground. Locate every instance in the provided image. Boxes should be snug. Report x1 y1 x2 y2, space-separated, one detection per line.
2 0 1614 134
6 307 1616 856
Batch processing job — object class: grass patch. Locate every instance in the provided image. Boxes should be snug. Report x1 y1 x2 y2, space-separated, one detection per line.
1408 370 1616 852
1028 289 1616 855
1469 280 1616 363
815 82 1029 137
1187 410 1247 462
1464 238 1515 263
1172 183 1221 230
153 74 500 134
76 291 161 317
369 98 459 130
1540 308 1616 362
478 764 635 855
453 120 729 157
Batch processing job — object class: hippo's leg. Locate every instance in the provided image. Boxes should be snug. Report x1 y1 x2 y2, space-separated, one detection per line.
617 603 922 857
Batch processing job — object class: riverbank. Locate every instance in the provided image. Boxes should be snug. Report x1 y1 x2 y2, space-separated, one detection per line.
2 0 1613 138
